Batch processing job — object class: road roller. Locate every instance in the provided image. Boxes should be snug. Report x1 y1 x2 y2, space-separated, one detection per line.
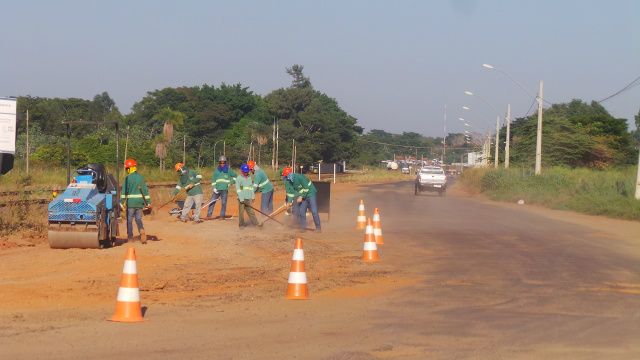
48 163 120 248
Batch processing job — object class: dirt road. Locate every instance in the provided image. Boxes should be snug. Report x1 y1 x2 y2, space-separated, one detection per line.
1 181 639 359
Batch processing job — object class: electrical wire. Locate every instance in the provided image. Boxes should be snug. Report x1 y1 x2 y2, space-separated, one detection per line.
597 75 640 103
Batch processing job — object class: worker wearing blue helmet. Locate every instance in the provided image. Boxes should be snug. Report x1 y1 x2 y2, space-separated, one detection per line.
236 163 259 228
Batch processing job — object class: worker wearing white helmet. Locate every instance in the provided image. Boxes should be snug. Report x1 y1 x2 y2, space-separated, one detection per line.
207 155 237 219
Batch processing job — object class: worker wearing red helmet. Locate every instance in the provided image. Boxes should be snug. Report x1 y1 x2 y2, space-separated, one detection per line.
172 162 204 223
281 166 321 232
120 159 151 243
248 161 274 218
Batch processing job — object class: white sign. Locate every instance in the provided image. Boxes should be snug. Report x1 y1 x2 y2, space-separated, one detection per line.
0 98 17 154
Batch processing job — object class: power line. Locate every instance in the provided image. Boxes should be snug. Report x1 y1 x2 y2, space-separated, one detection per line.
597 75 640 103
358 138 433 149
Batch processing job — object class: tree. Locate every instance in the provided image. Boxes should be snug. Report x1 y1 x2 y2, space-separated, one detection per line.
509 99 636 169
150 108 185 171
631 108 640 146
286 65 312 89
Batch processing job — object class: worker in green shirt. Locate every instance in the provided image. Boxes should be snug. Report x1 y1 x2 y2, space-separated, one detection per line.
120 158 151 243
236 163 259 228
247 161 274 218
207 155 237 219
281 166 321 232
172 162 204 223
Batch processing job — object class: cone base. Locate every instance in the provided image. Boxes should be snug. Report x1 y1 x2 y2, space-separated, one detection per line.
285 283 310 300
362 252 380 262
107 301 147 322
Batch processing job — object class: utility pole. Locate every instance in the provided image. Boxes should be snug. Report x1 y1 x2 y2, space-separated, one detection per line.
495 116 499 168
291 139 295 172
443 103 447 163
26 110 29 175
635 146 640 199
272 118 276 169
535 80 543 175
505 104 511 168
124 125 129 167
485 127 490 167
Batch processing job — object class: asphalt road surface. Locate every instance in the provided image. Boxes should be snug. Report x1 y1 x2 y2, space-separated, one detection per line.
1 180 639 359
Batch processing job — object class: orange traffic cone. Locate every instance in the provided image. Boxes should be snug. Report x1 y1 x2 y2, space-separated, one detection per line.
362 218 380 262
373 208 385 245
107 247 147 322
285 238 310 300
356 200 366 229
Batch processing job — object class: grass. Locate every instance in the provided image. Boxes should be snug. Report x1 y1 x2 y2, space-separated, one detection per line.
458 166 640 221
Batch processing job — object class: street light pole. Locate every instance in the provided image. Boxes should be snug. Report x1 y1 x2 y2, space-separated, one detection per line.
483 64 543 174
635 146 640 199
495 116 499 168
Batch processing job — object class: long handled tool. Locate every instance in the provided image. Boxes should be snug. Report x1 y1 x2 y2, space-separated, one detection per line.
245 203 284 225
157 188 186 210
138 187 154 215
200 197 220 210
258 203 290 226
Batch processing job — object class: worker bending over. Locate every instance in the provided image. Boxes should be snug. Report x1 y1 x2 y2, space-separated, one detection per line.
281 167 321 232
173 162 203 223
236 163 259 228
248 161 273 218
120 158 151 243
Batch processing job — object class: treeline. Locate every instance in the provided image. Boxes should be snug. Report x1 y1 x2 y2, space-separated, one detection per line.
12 65 640 171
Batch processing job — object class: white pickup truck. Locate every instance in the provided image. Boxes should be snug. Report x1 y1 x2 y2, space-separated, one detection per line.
415 166 447 196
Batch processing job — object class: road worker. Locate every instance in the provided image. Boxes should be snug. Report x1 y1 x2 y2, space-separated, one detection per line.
172 162 203 223
207 155 237 219
248 161 274 218
120 159 151 243
236 163 259 229
281 166 321 232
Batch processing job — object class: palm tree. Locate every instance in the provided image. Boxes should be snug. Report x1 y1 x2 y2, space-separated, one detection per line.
151 108 186 171
154 135 168 171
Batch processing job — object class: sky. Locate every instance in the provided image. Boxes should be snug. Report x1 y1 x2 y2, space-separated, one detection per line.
2 0 639 137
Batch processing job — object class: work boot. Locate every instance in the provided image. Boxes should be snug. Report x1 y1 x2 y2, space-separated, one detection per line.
140 229 147 244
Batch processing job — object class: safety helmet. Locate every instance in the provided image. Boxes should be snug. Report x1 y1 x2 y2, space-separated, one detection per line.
174 162 184 172
247 161 256 170
124 159 137 169
219 155 227 162
240 163 250 173
281 167 292 177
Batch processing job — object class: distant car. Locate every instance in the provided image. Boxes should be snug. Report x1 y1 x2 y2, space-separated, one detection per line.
401 166 410 174
415 166 447 196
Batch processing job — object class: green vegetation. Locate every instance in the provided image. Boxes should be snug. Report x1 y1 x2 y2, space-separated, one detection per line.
12 66 639 173
458 167 640 221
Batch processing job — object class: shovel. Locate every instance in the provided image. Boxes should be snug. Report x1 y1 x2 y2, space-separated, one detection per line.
157 188 186 210
244 203 284 225
139 187 153 215
258 203 290 226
